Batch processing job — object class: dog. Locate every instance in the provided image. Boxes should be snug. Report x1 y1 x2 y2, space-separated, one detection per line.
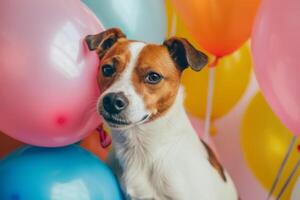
85 28 238 200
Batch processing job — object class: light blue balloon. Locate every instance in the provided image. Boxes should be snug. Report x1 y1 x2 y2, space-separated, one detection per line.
0 145 124 200
82 0 167 43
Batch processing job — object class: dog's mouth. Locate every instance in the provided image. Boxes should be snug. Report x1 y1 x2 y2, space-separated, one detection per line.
100 109 150 129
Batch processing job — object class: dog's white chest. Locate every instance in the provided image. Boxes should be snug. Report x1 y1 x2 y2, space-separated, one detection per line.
117 141 236 200
108 89 238 200
115 140 179 200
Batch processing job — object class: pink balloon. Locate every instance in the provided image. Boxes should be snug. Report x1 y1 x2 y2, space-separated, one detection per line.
252 0 300 136
0 1 104 146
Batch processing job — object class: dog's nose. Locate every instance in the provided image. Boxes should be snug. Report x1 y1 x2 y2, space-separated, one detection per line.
102 92 129 114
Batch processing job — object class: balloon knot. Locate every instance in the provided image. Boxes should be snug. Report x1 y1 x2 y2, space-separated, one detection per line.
209 56 221 68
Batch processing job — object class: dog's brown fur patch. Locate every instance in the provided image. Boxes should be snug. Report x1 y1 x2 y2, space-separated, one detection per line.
97 39 131 92
132 44 182 121
201 140 227 182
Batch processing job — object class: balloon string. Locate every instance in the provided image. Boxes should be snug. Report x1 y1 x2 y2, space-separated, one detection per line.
276 158 300 200
266 135 297 200
203 57 219 140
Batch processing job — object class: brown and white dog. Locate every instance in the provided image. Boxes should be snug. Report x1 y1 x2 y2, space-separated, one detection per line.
85 28 238 200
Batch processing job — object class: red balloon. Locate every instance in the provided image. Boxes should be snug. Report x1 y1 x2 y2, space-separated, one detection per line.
0 0 104 146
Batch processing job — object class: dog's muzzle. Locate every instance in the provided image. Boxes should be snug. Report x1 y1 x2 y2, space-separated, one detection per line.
102 92 129 114
99 92 150 128
99 92 131 127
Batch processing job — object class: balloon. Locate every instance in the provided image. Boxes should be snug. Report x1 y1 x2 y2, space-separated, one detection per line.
170 0 260 57
252 0 300 136
0 0 103 146
81 130 110 161
291 177 300 200
82 0 166 43
166 0 200 49
182 43 252 120
0 132 23 159
0 145 124 200
241 93 300 200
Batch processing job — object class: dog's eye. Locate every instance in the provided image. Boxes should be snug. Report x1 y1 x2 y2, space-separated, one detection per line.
145 72 163 84
102 64 116 77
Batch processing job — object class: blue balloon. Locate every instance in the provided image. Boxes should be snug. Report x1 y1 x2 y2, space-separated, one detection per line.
82 0 167 43
0 145 124 200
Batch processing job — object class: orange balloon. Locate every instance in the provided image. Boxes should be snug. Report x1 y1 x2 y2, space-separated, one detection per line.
0 131 23 158
170 0 260 57
80 130 110 161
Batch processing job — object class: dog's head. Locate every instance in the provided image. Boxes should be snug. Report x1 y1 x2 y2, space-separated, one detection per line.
85 28 208 129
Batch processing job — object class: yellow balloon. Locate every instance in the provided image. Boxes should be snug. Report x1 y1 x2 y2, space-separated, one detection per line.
241 93 300 200
166 0 251 120
181 44 252 119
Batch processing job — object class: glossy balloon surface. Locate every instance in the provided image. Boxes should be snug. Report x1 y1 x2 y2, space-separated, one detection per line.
252 0 300 136
170 0 260 56
0 0 103 146
241 93 300 200
0 145 124 200
82 0 166 43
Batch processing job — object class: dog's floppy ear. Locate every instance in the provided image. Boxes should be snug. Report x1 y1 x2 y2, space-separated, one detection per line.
85 28 126 58
163 37 208 71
